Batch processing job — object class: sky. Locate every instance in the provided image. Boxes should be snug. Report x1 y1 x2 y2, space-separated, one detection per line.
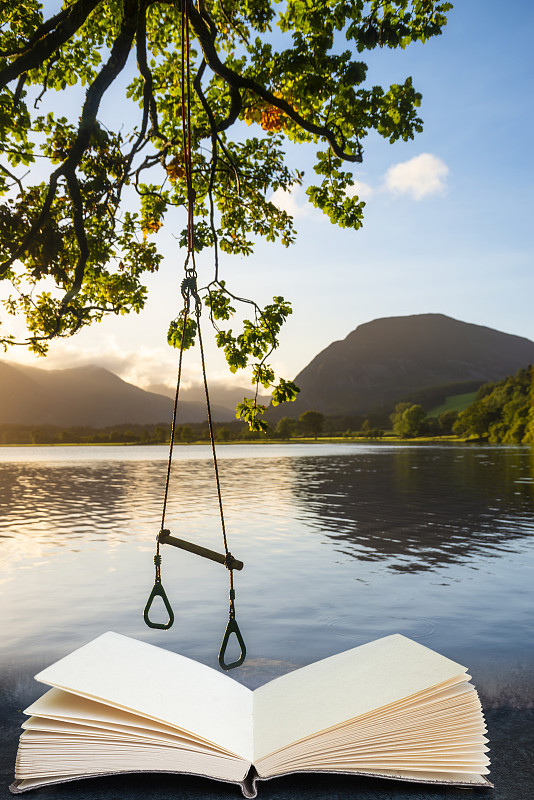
3 0 534 395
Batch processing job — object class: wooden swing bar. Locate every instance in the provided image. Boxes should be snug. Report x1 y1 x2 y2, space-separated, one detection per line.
158 529 244 571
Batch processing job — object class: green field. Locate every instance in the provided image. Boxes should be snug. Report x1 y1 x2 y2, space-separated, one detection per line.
428 391 477 417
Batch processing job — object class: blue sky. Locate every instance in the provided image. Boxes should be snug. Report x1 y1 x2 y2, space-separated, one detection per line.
7 1 534 394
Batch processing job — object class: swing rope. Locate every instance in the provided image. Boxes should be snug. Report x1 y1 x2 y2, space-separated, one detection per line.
158 284 190 551
143 0 245 670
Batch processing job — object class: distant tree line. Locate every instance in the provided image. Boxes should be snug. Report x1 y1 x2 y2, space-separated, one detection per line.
388 365 534 442
0 410 444 446
273 411 386 440
0 413 386 445
0 423 172 446
389 404 458 438
0 420 282 446
2 367 532 445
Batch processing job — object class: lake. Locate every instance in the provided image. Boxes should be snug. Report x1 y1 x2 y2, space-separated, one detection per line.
0 442 533 797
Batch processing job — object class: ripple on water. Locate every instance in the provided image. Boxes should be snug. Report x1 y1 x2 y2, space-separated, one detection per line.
317 609 438 641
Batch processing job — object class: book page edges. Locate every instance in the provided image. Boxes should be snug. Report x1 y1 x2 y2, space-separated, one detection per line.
253 634 469 760
23 688 241 757
33 632 253 761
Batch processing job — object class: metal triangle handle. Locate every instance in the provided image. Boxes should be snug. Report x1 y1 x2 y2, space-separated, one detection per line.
143 580 174 630
218 615 246 670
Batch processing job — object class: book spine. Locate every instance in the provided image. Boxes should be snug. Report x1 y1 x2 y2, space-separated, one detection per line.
240 767 259 798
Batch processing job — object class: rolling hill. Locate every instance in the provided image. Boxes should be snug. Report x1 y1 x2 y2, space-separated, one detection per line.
269 314 534 419
3 314 534 428
0 362 235 427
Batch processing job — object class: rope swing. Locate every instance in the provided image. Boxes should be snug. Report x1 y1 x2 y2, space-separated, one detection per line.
143 1 246 671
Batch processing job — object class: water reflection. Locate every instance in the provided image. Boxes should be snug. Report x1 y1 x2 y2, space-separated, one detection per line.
0 461 162 549
0 451 298 573
1 444 534 700
289 447 534 572
1 446 533 575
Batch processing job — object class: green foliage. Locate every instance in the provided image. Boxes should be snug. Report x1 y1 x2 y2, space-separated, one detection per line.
0 422 171 445
367 428 385 439
271 377 300 406
0 0 451 421
390 402 426 438
216 425 231 442
206 290 298 428
275 416 296 439
236 396 268 432
436 409 458 435
167 313 197 350
453 367 534 443
299 409 325 439
361 418 372 434
307 151 366 228
204 282 236 321
179 424 196 443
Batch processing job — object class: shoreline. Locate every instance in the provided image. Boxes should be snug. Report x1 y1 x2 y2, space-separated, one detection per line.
0 435 492 449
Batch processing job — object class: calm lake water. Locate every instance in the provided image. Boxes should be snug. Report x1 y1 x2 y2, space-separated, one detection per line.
1 442 533 705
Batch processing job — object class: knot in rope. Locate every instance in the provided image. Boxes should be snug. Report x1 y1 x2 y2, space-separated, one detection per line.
228 587 236 618
181 274 197 300
224 552 235 570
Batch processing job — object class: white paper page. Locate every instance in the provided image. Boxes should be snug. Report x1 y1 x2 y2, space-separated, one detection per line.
34 632 253 761
253 635 467 760
24 688 237 752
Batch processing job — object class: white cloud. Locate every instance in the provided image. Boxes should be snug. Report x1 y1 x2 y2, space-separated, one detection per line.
343 155 449 203
7 338 170 386
345 179 374 200
270 185 311 217
6 336 258 392
271 155 448 213
383 153 449 200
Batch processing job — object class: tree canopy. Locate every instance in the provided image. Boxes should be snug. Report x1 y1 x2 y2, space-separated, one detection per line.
390 401 426 438
453 367 534 444
0 0 451 427
299 409 324 439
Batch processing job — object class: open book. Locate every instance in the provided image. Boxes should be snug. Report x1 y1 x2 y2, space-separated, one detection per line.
10 632 492 797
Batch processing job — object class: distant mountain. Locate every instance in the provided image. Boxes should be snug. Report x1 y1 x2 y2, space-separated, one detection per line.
148 381 269 409
0 363 235 426
270 314 534 419
5 314 533 428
